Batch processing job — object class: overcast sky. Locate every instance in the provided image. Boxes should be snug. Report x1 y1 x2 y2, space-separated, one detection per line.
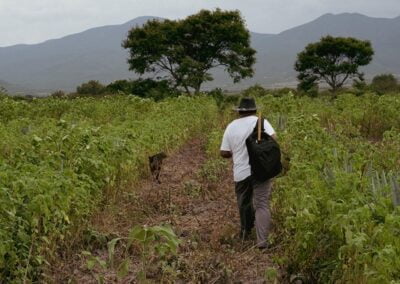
0 0 399 47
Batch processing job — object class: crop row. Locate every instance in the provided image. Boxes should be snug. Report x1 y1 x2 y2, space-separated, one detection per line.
0 95 217 282
256 93 400 282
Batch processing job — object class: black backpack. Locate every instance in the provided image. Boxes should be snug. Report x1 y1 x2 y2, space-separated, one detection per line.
246 116 282 182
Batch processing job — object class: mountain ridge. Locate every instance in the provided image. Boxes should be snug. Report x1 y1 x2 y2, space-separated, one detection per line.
1 13 399 94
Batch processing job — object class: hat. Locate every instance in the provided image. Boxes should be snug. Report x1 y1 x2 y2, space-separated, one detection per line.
234 97 257 112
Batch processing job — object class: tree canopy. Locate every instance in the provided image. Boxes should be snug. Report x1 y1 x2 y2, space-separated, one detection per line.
295 36 374 93
123 9 256 95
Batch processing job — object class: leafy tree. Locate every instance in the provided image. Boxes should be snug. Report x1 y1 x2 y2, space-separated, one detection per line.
295 36 374 94
76 80 106 95
123 9 256 95
370 73 398 95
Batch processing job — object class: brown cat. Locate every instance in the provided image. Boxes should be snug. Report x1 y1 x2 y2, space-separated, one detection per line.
149 152 167 184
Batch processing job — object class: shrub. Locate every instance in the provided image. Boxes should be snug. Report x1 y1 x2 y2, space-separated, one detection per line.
269 87 298 97
242 84 267 97
106 79 177 101
352 79 368 96
297 81 319 97
50 90 67 98
105 80 132 94
77 80 106 95
370 74 398 95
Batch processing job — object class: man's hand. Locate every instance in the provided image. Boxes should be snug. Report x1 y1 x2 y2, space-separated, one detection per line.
220 150 232 159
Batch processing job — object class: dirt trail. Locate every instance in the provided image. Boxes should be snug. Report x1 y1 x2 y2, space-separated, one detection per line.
51 138 275 283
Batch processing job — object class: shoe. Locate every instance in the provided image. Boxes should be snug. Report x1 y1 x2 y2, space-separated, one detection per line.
258 245 268 251
257 242 272 251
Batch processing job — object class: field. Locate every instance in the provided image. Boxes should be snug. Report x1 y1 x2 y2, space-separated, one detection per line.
0 92 399 283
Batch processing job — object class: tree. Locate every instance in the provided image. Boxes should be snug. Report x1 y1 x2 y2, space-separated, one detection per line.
370 73 398 95
295 36 374 94
123 9 256 95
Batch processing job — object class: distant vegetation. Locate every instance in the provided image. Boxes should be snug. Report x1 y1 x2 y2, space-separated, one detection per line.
106 79 177 100
76 80 106 95
51 79 177 101
53 72 399 101
370 73 399 94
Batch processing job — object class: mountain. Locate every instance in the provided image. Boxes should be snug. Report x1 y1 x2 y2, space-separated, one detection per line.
0 16 157 93
249 13 400 87
0 13 399 93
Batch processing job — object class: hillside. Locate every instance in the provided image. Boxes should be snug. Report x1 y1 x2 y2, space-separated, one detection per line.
0 13 399 93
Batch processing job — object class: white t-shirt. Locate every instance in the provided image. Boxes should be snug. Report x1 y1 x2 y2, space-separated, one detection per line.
220 115 275 182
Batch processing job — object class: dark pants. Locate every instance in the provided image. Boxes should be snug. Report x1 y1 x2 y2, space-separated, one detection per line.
235 176 272 247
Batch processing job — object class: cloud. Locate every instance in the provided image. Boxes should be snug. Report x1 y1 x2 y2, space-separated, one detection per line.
0 0 399 46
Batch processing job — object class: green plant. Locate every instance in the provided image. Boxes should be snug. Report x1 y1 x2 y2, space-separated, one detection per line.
128 225 181 280
183 180 202 198
264 267 278 283
81 237 129 283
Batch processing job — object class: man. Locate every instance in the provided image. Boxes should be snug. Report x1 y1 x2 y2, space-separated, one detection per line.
220 97 276 249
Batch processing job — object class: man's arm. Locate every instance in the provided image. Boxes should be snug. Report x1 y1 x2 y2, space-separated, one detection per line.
220 150 232 159
220 125 232 159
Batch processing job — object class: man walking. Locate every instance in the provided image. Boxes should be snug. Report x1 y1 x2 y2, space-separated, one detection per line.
220 97 276 249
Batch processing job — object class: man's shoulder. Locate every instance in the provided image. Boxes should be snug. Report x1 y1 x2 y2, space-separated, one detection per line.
224 116 257 135
229 116 257 127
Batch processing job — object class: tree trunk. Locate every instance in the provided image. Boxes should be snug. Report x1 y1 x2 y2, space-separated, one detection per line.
194 84 201 95
331 85 338 99
182 85 191 96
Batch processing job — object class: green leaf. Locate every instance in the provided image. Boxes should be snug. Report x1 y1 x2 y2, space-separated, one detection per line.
129 226 147 243
87 258 96 270
107 237 121 268
117 259 130 278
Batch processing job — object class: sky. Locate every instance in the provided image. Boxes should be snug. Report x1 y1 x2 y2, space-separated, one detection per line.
0 0 399 47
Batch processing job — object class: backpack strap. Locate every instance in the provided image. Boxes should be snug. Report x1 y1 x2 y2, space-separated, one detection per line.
253 117 265 132
256 114 265 142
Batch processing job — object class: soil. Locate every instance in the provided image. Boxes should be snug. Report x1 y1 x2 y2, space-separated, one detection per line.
49 138 278 283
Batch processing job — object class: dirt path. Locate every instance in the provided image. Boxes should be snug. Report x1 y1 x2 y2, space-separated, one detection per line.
51 138 275 283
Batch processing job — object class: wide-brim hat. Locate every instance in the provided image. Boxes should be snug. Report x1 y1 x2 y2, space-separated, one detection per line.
233 97 257 112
